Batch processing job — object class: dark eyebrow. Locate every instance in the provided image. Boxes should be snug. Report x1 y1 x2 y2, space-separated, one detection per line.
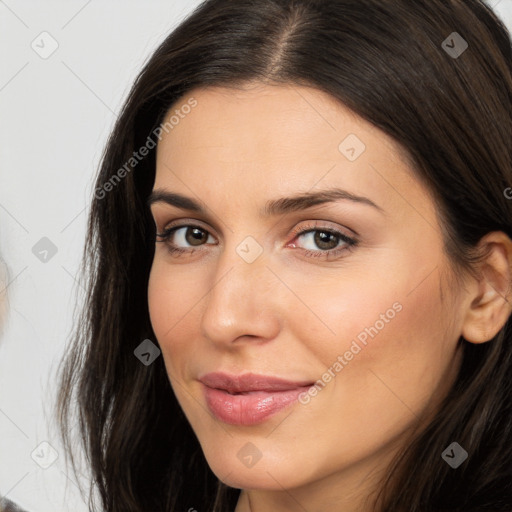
261 188 384 216
147 187 384 216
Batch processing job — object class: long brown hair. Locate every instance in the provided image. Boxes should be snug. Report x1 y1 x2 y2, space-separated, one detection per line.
57 1 512 510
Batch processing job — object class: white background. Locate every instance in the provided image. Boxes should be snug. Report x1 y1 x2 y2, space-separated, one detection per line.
0 1 511 511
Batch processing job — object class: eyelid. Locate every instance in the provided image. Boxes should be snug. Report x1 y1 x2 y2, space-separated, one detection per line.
156 218 215 236
287 219 357 240
151 208 224 237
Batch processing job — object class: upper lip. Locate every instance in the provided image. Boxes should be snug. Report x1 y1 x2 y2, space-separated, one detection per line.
199 372 314 393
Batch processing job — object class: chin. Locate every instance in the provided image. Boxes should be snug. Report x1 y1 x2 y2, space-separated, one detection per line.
203 445 314 491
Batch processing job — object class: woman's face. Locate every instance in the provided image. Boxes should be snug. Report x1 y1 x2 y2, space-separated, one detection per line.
148 83 465 505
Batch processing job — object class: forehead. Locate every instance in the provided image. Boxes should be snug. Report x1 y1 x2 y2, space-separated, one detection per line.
153 83 434 224
157 83 405 162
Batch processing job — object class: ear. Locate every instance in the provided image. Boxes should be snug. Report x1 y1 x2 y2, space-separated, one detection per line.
461 231 512 344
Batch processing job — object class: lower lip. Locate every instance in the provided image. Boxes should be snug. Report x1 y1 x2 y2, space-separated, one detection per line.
202 384 311 426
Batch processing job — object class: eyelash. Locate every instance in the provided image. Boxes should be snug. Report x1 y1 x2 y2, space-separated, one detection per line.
155 221 358 260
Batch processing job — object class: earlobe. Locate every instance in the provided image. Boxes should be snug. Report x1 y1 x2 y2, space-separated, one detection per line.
461 231 512 344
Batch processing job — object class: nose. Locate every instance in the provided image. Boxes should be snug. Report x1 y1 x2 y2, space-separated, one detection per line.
199 240 282 349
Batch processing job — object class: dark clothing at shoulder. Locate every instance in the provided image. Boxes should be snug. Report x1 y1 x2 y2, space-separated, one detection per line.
0 496 28 512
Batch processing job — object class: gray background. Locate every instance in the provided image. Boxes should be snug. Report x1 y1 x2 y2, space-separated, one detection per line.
0 1 511 510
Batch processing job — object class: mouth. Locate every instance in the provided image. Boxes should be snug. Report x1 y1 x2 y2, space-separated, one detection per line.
199 372 315 426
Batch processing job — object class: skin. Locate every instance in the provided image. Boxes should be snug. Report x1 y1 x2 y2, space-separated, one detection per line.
147 83 512 512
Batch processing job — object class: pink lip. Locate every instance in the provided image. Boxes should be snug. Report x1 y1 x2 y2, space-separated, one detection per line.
199 372 314 426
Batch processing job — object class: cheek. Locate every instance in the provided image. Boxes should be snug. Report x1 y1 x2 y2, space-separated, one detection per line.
148 263 172 339
291 257 454 412
148 261 188 354
147 259 212 373
316 266 454 426
148 257 202 324
307 250 451 371
278 270 455 476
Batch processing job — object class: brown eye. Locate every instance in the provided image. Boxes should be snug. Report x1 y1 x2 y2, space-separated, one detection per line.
294 229 351 252
156 225 216 251
287 222 358 261
312 230 340 250
185 227 209 246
